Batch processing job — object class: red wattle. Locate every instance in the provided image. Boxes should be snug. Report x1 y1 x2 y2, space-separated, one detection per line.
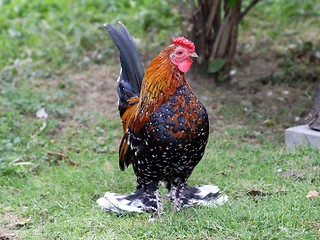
178 58 193 73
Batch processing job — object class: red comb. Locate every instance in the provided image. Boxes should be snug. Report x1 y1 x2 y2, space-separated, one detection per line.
172 37 195 52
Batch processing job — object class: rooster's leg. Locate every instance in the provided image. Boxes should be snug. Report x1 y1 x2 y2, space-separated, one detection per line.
135 180 162 213
165 180 186 210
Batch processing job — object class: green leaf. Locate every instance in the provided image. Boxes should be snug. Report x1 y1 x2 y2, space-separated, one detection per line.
207 58 226 73
228 0 237 8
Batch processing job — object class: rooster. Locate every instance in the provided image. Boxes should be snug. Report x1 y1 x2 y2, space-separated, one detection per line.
97 22 227 214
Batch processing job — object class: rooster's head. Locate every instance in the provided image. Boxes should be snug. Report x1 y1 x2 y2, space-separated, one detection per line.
169 37 198 73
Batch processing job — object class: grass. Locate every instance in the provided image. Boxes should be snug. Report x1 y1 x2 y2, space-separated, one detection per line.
0 0 180 79
1 123 319 239
1 0 320 239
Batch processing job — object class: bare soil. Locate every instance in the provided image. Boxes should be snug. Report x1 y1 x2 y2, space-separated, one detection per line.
0 212 30 240
41 25 320 137
60 54 318 138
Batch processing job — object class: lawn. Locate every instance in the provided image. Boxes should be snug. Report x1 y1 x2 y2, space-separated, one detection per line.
1 0 320 239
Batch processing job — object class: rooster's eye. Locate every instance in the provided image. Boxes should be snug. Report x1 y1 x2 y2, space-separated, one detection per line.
177 50 183 55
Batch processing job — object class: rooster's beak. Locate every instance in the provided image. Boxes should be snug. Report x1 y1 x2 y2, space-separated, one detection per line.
189 52 198 58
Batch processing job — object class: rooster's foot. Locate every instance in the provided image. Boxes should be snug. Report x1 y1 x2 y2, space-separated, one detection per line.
97 188 162 214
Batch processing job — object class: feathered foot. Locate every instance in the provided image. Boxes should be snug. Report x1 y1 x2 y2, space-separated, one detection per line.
167 184 228 210
97 188 162 214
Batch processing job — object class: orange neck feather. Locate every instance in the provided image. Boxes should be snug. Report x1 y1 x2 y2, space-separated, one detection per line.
140 45 187 107
132 45 190 131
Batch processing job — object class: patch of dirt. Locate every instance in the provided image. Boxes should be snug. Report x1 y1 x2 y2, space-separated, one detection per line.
236 52 282 86
34 65 121 135
69 65 119 120
37 27 319 141
0 211 30 240
281 166 320 181
49 58 317 141
234 188 288 202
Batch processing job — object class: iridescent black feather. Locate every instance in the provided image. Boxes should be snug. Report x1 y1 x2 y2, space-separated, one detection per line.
105 22 144 117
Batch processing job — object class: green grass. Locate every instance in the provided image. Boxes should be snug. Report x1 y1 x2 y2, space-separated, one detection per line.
1 124 319 239
1 0 320 239
0 0 180 79
1 79 319 239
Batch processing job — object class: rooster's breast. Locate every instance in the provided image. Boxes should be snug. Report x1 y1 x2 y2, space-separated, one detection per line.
137 85 209 178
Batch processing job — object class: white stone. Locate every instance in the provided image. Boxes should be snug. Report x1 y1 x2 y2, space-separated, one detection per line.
285 124 320 149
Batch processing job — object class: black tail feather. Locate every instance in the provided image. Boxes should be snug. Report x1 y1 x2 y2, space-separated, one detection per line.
104 22 144 117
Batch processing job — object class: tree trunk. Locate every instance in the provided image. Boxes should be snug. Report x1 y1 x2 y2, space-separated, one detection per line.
180 0 260 81
305 84 320 131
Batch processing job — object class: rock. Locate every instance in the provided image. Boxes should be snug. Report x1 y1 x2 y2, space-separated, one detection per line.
285 125 320 149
